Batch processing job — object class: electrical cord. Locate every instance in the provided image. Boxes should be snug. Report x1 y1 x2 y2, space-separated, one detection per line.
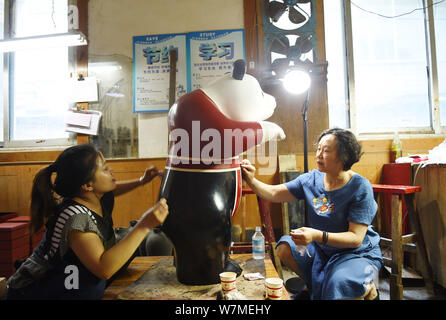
351 0 445 19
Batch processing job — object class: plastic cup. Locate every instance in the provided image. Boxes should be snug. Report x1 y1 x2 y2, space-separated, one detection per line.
265 277 283 300
219 272 237 293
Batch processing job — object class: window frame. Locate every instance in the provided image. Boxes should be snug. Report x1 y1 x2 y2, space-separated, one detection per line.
1 0 82 149
339 0 444 139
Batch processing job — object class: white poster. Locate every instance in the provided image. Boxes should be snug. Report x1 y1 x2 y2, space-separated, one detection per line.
188 29 245 91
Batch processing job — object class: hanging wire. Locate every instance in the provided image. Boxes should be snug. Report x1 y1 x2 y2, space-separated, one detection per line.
51 0 56 29
351 0 445 19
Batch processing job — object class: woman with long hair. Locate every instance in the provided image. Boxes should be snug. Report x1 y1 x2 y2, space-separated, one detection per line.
6 144 168 299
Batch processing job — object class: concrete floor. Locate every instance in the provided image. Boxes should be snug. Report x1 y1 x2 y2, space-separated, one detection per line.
282 265 446 300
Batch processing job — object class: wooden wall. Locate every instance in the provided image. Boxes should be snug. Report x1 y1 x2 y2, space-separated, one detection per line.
1 136 443 234
0 152 269 230
1 0 445 236
0 154 166 229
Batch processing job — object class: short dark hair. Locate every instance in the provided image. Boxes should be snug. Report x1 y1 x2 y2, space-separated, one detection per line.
316 128 363 170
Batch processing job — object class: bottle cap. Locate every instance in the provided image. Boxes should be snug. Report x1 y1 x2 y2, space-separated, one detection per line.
255 226 261 232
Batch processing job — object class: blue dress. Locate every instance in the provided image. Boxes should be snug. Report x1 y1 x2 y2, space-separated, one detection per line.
278 170 383 300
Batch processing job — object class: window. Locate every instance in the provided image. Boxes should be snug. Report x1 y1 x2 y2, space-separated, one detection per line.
324 0 445 135
1 0 4 143
324 0 349 129
2 0 75 147
436 2 446 125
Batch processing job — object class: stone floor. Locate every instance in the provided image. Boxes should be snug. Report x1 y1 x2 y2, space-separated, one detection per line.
282 265 446 300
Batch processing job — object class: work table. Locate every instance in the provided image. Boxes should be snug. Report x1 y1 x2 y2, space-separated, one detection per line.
104 254 289 300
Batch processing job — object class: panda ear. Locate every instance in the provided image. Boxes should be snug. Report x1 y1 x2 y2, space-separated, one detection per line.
232 59 246 80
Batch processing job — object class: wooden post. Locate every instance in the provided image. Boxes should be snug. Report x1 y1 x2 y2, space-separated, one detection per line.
168 50 177 109
76 0 89 145
167 49 177 149
241 184 247 242
390 194 403 300
405 193 435 294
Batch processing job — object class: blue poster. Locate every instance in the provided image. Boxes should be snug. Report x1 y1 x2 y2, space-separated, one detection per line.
187 29 245 91
133 29 245 113
133 33 187 113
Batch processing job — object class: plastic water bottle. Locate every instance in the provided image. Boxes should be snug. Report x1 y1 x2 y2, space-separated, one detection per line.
252 226 265 260
390 131 402 163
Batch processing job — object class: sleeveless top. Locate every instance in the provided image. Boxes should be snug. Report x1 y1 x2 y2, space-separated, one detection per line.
6 192 116 300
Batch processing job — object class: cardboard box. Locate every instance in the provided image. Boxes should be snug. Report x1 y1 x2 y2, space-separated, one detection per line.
0 235 28 250
0 244 29 263
6 217 45 255
6 216 31 223
0 222 29 241
0 213 18 223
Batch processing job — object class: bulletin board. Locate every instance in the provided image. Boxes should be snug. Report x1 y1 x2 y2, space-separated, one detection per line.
132 29 245 113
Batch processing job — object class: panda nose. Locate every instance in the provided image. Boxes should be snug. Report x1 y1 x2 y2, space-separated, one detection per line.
232 59 246 80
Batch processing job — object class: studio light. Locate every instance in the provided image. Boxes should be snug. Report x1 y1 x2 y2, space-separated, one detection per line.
282 69 311 95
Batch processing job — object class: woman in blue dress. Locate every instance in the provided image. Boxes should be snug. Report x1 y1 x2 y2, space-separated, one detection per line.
241 128 382 300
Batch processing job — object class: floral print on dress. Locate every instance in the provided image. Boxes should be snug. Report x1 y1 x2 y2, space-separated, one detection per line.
313 195 335 215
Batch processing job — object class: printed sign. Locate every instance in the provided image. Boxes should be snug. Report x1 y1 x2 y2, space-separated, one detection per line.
188 29 245 91
133 33 187 113
133 29 245 113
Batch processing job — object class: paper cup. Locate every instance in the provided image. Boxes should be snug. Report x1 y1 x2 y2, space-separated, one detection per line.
265 277 283 300
219 272 237 293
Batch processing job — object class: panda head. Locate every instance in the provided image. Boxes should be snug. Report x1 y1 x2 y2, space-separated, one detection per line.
200 59 277 122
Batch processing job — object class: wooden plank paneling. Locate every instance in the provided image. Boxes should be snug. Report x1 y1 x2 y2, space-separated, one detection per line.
415 165 446 287
0 175 18 213
243 0 259 78
1 134 444 230
110 158 165 228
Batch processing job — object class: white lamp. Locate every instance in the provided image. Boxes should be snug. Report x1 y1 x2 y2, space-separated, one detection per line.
282 69 311 95
0 31 87 52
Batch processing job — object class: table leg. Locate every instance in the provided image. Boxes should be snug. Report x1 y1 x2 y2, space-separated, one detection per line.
405 194 435 294
390 194 403 300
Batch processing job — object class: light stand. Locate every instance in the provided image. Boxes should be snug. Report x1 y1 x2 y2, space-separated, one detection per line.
262 61 327 295
302 88 310 174
282 69 312 226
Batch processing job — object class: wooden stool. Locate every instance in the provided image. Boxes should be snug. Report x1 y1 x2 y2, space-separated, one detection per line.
372 184 435 300
230 188 283 279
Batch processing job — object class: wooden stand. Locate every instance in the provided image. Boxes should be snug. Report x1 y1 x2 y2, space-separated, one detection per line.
372 184 435 299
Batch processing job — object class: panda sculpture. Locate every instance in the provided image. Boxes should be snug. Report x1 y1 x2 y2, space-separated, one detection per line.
159 60 285 285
